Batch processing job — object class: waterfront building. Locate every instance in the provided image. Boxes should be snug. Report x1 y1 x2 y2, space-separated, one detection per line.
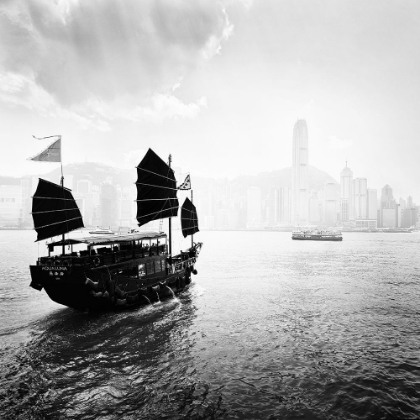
279 187 291 224
20 176 37 228
379 184 396 228
324 182 338 225
401 208 418 228
407 196 414 208
308 197 322 223
367 189 378 221
291 119 309 224
381 184 395 209
340 162 354 222
353 178 367 220
77 179 92 194
117 186 134 227
308 190 322 224
246 187 262 227
355 219 378 230
0 185 23 226
100 182 118 227
268 187 280 226
382 208 398 229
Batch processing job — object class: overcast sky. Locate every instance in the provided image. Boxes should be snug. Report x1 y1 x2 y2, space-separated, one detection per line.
1 0 419 199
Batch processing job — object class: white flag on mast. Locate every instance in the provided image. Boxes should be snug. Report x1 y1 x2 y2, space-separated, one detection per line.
29 135 62 162
178 174 191 190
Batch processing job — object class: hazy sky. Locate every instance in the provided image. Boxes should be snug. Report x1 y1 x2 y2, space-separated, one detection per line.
1 0 419 199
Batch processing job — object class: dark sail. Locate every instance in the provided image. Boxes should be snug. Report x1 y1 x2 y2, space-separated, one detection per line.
32 178 84 242
136 149 179 227
181 198 199 238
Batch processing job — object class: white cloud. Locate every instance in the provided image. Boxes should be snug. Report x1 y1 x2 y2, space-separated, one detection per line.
328 135 353 149
122 149 148 169
0 0 233 105
127 93 207 123
0 71 111 131
0 0 231 128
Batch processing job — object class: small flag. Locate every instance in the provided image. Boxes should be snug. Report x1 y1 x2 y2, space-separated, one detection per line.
29 135 61 162
178 174 191 190
32 134 61 142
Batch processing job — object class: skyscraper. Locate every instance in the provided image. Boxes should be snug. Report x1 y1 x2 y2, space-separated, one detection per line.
367 188 378 220
291 119 309 224
381 184 395 209
353 177 367 219
340 162 354 222
324 182 338 225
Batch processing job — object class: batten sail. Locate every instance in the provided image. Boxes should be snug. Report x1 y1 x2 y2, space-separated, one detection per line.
32 178 84 242
136 149 179 227
180 198 199 238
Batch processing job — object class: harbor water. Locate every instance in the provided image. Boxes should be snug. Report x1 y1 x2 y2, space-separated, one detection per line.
0 230 419 419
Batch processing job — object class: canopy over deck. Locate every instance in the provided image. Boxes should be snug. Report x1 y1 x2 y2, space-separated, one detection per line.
48 231 166 248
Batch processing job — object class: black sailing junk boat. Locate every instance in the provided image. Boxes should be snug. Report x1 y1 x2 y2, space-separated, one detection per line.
29 148 202 311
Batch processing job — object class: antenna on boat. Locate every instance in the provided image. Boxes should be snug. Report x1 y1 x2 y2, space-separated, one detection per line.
168 154 172 256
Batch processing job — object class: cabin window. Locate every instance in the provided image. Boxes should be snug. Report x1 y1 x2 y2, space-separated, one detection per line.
121 266 138 278
138 264 146 277
154 260 161 272
146 262 154 275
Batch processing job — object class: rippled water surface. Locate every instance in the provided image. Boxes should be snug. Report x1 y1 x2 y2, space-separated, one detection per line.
0 230 419 419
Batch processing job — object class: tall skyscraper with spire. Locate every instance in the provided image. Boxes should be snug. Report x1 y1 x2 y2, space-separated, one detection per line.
340 161 354 222
292 119 309 224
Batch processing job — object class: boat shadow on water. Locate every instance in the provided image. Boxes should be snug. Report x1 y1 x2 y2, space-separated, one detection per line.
0 286 227 420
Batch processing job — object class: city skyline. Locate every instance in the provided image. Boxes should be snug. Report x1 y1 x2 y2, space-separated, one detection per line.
0 1 420 199
0 143 417 230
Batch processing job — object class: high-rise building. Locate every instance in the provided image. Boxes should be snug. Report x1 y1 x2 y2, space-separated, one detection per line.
381 185 395 209
367 189 378 220
354 178 367 219
268 187 280 226
324 182 338 225
246 187 262 228
399 197 406 210
340 162 354 222
291 119 309 224
407 196 414 208
279 187 291 224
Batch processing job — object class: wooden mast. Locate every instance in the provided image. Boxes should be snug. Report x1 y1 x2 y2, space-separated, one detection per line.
191 188 194 248
168 154 172 256
60 159 65 256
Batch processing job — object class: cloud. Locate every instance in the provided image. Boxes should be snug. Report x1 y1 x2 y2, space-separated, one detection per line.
0 0 234 125
328 135 353 149
122 149 148 169
0 1 231 100
0 71 111 130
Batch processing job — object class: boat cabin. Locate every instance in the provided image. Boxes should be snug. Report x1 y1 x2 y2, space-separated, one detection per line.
37 231 168 270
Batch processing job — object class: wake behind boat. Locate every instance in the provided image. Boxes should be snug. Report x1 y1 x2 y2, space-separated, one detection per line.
29 146 202 311
292 230 343 241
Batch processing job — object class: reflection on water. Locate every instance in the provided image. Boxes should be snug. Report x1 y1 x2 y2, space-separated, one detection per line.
0 230 419 419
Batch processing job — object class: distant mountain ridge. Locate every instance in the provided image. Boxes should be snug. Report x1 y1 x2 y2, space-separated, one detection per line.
1 162 338 194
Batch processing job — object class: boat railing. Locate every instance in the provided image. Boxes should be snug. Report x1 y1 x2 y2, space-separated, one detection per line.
37 244 168 267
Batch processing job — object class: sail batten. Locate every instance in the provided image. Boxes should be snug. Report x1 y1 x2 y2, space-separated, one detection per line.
32 178 84 242
136 149 179 227
181 198 199 238
135 181 178 191
32 207 82 214
34 216 84 230
136 167 176 181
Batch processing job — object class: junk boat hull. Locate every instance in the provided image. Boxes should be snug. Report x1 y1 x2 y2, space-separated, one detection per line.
30 234 202 312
